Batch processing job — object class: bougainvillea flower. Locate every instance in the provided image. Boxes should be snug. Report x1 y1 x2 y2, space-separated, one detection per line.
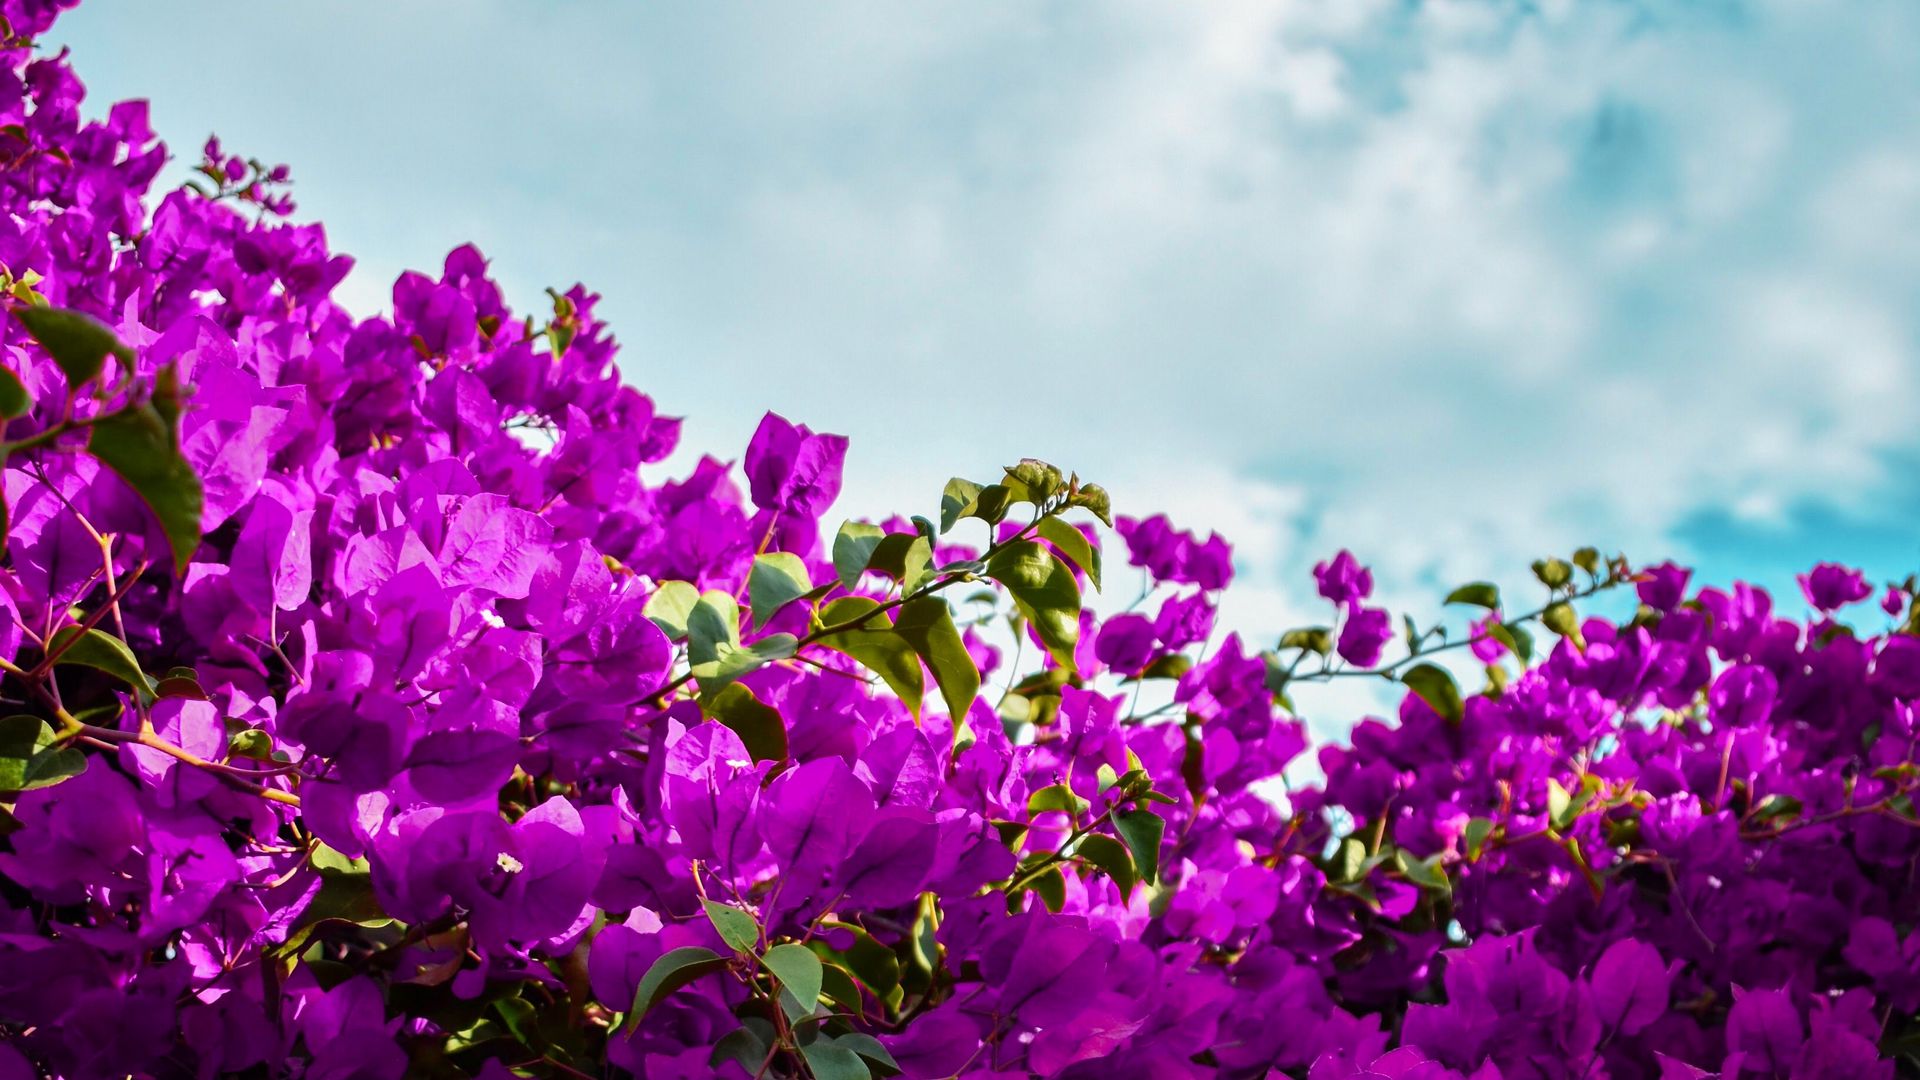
1314 549 1374 605
1799 561 1872 610
0 5 1910 1075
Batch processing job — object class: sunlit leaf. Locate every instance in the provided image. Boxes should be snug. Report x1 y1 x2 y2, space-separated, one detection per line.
984 541 1081 674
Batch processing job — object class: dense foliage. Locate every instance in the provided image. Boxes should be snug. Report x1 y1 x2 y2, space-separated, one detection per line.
0 4 1916 1077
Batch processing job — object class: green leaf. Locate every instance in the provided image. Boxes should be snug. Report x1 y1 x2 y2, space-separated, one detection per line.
939 478 984 534
229 727 274 759
799 1038 873 1080
812 597 925 718
700 683 788 762
835 1032 901 1075
0 366 30 419
491 996 537 1047
1487 621 1534 664
748 552 812 630
998 810 1029 845
1280 626 1334 656
710 1021 776 1074
867 533 933 593
643 580 700 640
1542 602 1584 647
1750 793 1802 824
892 596 978 721
1463 817 1496 861
309 842 369 876
1572 547 1601 574
818 961 866 1017
1547 778 1572 828
1068 482 1113 527
1332 835 1391 885
86 370 204 575
1075 832 1137 899
1022 864 1067 913
1395 849 1451 895
984 541 1082 674
1120 654 1182 685
686 590 742 666
1026 782 1088 816
1113 807 1165 885
690 633 797 694
1444 582 1501 609
154 672 207 700
1532 558 1574 589
0 714 84 793
1401 663 1464 724
910 896 940 974
940 479 1017 533
762 942 823 1013
1549 773 1602 830
688 591 799 692
1005 459 1064 502
625 947 730 1031
703 900 760 954
1036 516 1101 592
832 520 886 589
293 870 392 930
277 839 392 954
48 626 157 699
821 922 900 999
13 306 132 391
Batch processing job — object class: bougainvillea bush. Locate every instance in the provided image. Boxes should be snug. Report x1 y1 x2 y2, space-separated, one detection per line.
0 4 1916 1078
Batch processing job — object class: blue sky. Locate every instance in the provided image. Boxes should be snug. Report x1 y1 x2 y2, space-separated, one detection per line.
49 1 1920 688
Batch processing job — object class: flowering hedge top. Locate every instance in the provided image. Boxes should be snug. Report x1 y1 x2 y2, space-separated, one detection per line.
0 3 1915 1078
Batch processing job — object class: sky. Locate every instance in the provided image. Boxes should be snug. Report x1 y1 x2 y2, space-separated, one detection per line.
47 0 1920 725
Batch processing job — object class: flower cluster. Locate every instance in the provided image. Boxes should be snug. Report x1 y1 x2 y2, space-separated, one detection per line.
0 4 1914 1078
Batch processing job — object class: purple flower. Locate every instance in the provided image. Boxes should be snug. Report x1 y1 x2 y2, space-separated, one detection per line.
1185 533 1235 590
1843 917 1920 1012
1469 612 1505 663
1112 514 1173 578
757 757 876 891
1799 562 1872 610
1587 937 1674 1037
1725 987 1803 1074
1636 561 1691 611
1153 590 1216 650
1337 604 1392 667
742 410 848 520
1313 550 1374 605
1709 663 1778 730
1116 513 1234 588
1871 635 1920 700
1096 613 1159 674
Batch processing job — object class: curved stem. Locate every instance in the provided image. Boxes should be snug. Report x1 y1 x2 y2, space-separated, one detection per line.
1292 575 1626 685
1006 805 1118 895
28 558 149 680
68 719 300 805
